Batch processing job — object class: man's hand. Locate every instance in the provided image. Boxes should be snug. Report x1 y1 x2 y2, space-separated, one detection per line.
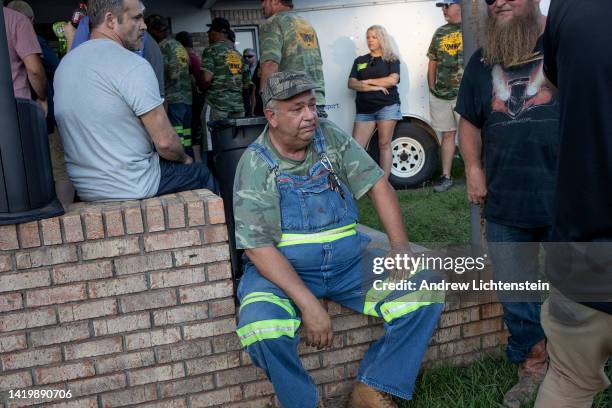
466 166 487 206
300 299 333 349
183 155 193 165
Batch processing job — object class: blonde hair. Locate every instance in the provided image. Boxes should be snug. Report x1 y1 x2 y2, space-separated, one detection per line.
366 25 398 62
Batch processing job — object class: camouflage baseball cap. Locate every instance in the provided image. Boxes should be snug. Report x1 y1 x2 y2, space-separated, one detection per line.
262 71 320 108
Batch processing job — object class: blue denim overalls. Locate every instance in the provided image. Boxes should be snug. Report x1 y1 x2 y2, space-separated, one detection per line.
236 129 443 407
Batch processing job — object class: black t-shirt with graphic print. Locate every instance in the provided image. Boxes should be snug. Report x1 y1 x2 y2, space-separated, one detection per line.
349 54 400 114
455 38 560 228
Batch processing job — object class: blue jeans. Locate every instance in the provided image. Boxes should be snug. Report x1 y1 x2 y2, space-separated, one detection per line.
156 158 218 196
355 103 402 122
485 220 549 363
167 103 193 158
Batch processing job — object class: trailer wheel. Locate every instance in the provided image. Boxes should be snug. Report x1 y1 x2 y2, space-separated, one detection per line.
367 122 439 189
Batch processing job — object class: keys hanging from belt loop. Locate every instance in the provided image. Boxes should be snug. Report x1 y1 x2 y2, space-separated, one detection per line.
320 154 345 200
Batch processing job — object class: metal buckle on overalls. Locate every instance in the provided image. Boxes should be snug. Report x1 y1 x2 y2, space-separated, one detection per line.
320 154 345 200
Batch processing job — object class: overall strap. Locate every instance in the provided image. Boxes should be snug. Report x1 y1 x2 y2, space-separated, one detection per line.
313 127 327 155
248 143 279 171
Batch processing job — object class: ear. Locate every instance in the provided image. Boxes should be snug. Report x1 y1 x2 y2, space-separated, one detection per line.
264 109 277 128
104 11 117 29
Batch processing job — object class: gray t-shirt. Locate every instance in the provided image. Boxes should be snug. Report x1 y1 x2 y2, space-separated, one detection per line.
54 39 164 201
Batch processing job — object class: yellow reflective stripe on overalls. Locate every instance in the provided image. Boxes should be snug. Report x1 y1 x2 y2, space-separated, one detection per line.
236 319 300 347
239 292 296 318
277 223 357 248
379 290 445 323
363 283 392 317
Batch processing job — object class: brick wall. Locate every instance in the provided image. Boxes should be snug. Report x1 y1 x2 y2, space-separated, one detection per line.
0 190 507 408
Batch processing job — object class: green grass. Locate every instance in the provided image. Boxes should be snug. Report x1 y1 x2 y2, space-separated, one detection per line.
399 354 612 408
358 158 470 245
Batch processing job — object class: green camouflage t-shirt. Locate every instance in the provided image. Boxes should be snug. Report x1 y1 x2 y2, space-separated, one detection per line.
201 41 248 113
233 120 384 249
159 38 192 105
259 11 325 106
427 23 464 100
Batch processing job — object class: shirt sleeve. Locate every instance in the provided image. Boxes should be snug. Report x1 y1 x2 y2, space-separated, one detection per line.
201 47 215 75
233 151 281 249
14 14 41 60
324 121 384 199
389 59 400 75
454 50 485 128
259 18 283 64
349 58 360 79
543 1 559 87
120 61 164 117
426 30 438 61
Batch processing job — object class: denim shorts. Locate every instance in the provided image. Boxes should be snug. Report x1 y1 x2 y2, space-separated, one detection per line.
355 103 402 122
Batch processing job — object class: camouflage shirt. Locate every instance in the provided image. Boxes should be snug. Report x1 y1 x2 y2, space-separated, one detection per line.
159 38 192 105
259 11 325 106
427 23 464 100
201 41 248 113
233 120 383 249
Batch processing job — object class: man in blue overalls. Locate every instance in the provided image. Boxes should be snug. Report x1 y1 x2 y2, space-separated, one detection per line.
233 71 443 408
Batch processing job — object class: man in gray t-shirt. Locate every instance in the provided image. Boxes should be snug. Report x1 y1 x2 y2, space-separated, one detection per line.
54 0 215 201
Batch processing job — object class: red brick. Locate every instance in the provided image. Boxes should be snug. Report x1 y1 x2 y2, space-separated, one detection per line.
183 318 236 340
0 307 56 333
223 397 276 408
62 214 85 243
321 345 369 366
101 384 156 407
438 307 480 328
127 362 185 386
331 314 369 331
67 373 126 398
26 283 87 307
205 195 225 224
0 269 50 293
0 292 22 312
324 380 353 398
18 221 41 248
242 380 275 399
58 298 117 322
152 303 208 326
215 366 259 387
52 261 113 284
462 318 502 338
190 386 242 407
44 397 98 408
311 366 345 385
125 327 182 351
30 321 90 347
345 327 376 346
134 398 188 408
0 333 27 353
160 375 214 398
482 331 509 349
124 206 144 234
438 337 481 359
174 244 230 267
96 350 155 375
114 252 173 276
0 225 19 250
64 337 122 360
93 312 150 336
434 326 461 344
211 333 242 353
82 210 104 240
81 237 140 260
0 371 33 392
103 209 125 237
210 298 236 318
179 281 233 304
481 302 504 319
187 200 205 226
145 200 165 233
300 354 321 370
0 253 13 272
202 225 228 244
1 346 61 370
88 274 147 298
120 289 176 313
16 245 77 269
144 230 201 253
150 267 206 289
156 339 213 364
166 199 186 229
206 261 231 281
184 351 241 376
423 345 439 363
326 301 343 316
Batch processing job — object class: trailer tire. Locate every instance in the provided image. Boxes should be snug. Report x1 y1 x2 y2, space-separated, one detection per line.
367 122 439 189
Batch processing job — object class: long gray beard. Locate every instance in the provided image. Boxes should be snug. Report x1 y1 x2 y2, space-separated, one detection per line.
482 6 541 67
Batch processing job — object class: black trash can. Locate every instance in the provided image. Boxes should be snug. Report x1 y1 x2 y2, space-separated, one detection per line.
209 116 267 285
0 8 63 225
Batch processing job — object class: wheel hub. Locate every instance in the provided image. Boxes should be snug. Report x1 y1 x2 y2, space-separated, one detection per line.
391 137 426 178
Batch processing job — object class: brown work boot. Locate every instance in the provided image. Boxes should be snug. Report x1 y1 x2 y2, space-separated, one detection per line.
502 340 548 408
348 382 398 408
